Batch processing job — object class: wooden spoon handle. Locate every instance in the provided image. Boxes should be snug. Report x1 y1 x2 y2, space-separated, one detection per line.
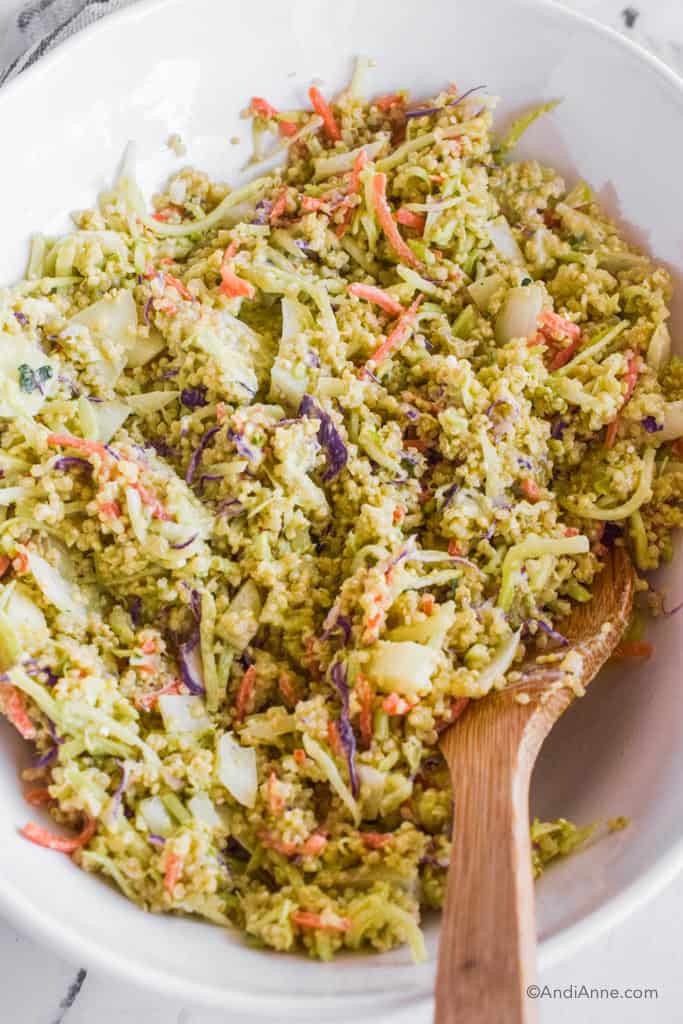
435 700 542 1024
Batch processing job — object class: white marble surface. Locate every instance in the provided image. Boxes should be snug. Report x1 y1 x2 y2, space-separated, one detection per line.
1 1 683 1021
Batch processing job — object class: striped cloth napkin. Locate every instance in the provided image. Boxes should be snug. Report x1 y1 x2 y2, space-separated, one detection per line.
0 0 137 86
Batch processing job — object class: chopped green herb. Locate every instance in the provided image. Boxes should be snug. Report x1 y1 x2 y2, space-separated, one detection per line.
17 363 52 394
17 364 35 393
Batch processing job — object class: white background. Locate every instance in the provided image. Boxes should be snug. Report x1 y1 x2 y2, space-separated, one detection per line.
0 1 682 1021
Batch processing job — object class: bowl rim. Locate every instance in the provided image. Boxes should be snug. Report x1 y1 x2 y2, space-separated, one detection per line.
1 0 683 1012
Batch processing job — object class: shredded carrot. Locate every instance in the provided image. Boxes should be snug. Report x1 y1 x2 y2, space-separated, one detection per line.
614 641 653 659
308 85 341 141
98 500 121 519
520 477 542 502
267 771 285 816
327 720 343 758
348 282 405 317
164 274 194 302
260 831 327 857
375 93 403 111
335 148 368 237
393 506 405 524
360 831 392 850
20 817 96 854
278 671 298 709
448 697 470 724
293 748 306 765
538 310 581 341
355 674 374 748
250 96 279 119
46 433 110 460
0 683 36 739
420 594 435 615
623 353 642 403
349 148 368 195
395 208 426 234
136 679 182 711
140 638 157 655
301 195 326 212
448 539 463 557
235 664 257 722
364 612 382 634
278 119 298 137
25 788 52 807
130 480 171 521
301 833 330 856
152 206 183 223
383 693 415 716
372 172 420 268
547 336 581 371
12 550 29 575
368 295 423 366
404 438 429 451
216 402 227 423
269 186 289 223
220 247 256 299
291 910 351 933
0 555 10 578
564 527 580 538
604 419 619 449
164 851 183 894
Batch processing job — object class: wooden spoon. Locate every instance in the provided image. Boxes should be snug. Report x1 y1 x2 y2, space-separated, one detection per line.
435 546 635 1024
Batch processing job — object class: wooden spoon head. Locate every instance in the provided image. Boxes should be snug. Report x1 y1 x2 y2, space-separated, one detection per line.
440 546 635 760
434 548 635 1024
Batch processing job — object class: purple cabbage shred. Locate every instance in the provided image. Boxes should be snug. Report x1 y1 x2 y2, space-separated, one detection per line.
24 662 59 687
33 746 58 769
189 588 202 623
442 483 460 507
111 760 129 818
550 418 568 440
53 456 93 473
129 596 142 626
150 439 176 460
251 199 273 225
641 416 663 433
602 522 623 547
330 661 358 797
197 473 222 493
299 395 348 481
181 385 208 409
178 634 205 695
186 425 221 484
530 619 568 647
216 497 244 518
405 83 487 120
227 428 257 462
170 533 198 550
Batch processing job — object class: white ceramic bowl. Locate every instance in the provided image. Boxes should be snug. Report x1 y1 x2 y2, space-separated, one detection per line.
1 0 682 1017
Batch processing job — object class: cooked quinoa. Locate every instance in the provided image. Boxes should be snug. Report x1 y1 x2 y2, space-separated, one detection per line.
1 68 682 962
